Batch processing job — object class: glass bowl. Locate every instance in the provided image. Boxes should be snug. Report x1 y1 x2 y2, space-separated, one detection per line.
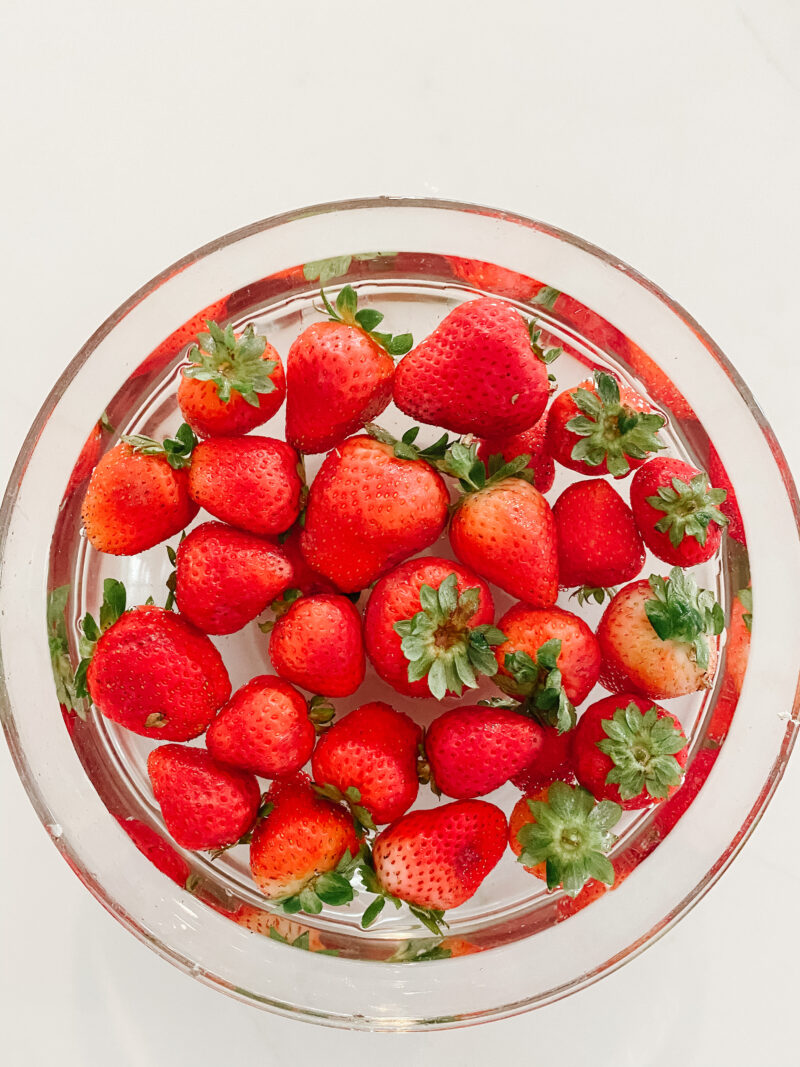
1 197 798 1030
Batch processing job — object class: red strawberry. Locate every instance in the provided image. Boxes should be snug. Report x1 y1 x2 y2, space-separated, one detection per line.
510 726 576 792
708 445 746 544
279 524 339 595
494 604 602 710
177 321 286 438
63 412 113 500
393 297 558 436
447 447 558 606
597 569 723 699
445 256 547 302
268 592 365 697
552 292 627 356
148 744 261 851
364 558 499 700
547 370 666 478
286 286 412 454
509 780 621 896
630 458 728 567
249 773 360 908
174 521 294 634
476 415 556 493
311 702 422 825
131 297 229 381
727 587 752 695
79 583 231 740
553 478 645 596
573 693 688 810
188 436 304 536
299 433 449 592
424 705 543 799
623 338 697 422
369 799 507 912
82 425 198 555
206 675 328 779
114 815 191 887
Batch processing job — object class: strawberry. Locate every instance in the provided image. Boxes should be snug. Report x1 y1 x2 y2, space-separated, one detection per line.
622 338 697 422
114 815 192 887
77 581 231 740
727 587 752 695
364 559 500 700
547 370 666 478
629 457 728 566
573 694 688 809
393 297 559 436
552 291 626 357
285 285 412 454
63 411 113 500
447 444 558 606
249 773 360 913
494 604 602 713
445 256 554 303
299 432 450 592
708 444 746 544
206 675 330 779
424 705 543 799
174 521 294 634
476 415 555 493
279 524 338 595
131 297 229 381
361 799 507 924
311 702 422 825
553 478 645 597
510 725 576 793
147 744 261 851
267 592 365 697
82 424 198 555
188 435 304 537
597 568 724 699
177 321 286 438
509 780 621 896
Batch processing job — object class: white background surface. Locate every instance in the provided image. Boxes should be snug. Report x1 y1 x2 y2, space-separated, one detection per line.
2 1 799 1063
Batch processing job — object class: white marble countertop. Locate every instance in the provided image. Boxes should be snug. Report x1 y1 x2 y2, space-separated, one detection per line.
2 1 799 1063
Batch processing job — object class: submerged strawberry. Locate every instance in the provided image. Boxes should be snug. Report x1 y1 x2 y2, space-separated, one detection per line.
267 592 365 697
573 694 688 810
393 297 558 436
82 425 198 555
364 560 500 700
148 744 261 851
177 321 286 438
286 285 412 454
547 370 666 478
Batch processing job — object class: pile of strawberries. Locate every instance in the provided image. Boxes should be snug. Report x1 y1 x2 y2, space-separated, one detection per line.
62 285 740 936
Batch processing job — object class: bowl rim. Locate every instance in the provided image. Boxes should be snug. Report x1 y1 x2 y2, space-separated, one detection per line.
1 195 799 1030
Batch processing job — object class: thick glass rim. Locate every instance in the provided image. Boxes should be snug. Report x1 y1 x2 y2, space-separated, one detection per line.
1 196 798 1030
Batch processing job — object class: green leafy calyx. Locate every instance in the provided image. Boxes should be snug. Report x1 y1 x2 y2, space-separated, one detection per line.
267 926 338 956
738 588 753 633
645 567 724 672
569 585 617 607
393 572 506 700
597 703 686 800
516 780 621 897
388 938 452 962
566 370 666 477
47 585 87 720
365 423 452 464
356 848 448 936
320 285 413 356
497 640 576 733
279 847 362 916
528 318 562 364
122 423 197 470
645 471 728 547
312 783 376 834
74 579 127 699
438 440 534 495
182 321 278 407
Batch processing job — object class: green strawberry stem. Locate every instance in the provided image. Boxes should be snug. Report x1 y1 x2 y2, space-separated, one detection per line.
182 321 278 407
738 587 753 633
307 695 336 733
566 370 666 477
596 703 686 800
312 783 376 834
356 848 448 936
258 588 304 633
646 471 728 547
121 423 197 470
74 579 127 699
569 585 618 607
47 585 88 720
393 572 506 700
164 532 185 611
516 781 621 897
527 319 562 364
497 640 576 733
365 422 453 464
438 440 534 495
319 285 413 356
644 567 724 671
279 845 363 916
